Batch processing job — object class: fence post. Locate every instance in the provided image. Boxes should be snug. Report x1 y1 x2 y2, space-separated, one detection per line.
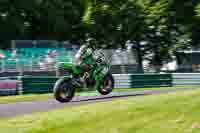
17 76 23 95
0 60 5 72
29 58 33 72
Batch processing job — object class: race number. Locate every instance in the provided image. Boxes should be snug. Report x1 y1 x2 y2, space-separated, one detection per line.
102 67 109 75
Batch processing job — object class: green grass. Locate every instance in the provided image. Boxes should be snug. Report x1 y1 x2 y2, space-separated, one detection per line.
1 89 200 133
0 86 198 104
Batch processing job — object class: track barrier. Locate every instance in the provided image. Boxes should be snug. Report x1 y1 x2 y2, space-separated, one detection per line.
19 74 172 94
1 73 200 96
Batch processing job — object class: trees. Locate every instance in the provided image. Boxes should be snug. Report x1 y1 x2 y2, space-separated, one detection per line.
0 0 30 48
193 2 200 48
25 0 86 41
82 0 147 48
0 0 86 46
133 0 199 72
0 0 200 71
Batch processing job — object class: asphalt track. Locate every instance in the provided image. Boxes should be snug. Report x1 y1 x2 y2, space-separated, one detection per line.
0 87 198 118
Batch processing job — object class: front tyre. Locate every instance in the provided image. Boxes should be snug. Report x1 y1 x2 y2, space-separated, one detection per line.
54 78 75 103
98 73 114 95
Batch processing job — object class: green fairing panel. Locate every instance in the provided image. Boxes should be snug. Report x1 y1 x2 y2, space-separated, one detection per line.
62 62 82 75
63 62 73 69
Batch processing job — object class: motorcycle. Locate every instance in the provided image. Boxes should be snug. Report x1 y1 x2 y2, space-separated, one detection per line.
54 49 114 102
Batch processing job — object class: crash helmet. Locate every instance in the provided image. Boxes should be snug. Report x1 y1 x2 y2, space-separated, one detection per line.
85 37 96 50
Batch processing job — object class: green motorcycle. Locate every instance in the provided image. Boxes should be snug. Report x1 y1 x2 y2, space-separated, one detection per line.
54 49 114 103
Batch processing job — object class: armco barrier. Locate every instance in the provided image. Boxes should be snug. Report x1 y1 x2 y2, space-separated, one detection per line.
3 73 199 95
114 74 172 88
20 76 58 94
172 73 200 86
0 79 18 96
130 74 172 88
19 74 173 94
4 73 200 96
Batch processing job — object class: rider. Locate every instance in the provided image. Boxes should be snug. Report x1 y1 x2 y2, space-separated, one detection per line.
74 37 96 72
74 38 107 89
56 38 97 78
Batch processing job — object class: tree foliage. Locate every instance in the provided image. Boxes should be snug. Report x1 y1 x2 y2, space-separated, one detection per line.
0 0 200 71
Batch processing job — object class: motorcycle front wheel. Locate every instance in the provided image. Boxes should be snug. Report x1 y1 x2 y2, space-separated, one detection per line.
97 72 114 95
54 78 75 103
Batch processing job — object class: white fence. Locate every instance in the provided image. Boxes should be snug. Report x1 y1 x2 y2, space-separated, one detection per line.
172 73 200 86
113 74 132 88
115 73 200 87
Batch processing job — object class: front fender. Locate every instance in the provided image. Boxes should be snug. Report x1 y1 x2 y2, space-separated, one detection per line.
56 62 74 77
57 62 82 75
57 62 73 70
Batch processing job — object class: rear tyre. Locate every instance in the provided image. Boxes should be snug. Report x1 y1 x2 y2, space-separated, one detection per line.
54 78 75 103
98 73 114 95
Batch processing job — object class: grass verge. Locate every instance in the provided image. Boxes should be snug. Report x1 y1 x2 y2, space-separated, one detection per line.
1 89 200 133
